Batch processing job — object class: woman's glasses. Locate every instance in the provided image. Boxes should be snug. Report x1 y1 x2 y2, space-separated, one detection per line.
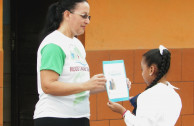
70 11 91 20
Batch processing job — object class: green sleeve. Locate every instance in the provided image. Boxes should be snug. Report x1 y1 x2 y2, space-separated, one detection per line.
40 43 66 75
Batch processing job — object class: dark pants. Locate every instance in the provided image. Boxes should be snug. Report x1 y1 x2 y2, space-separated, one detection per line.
34 117 90 126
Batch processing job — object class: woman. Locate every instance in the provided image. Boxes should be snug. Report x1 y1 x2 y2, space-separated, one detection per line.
107 45 182 126
33 0 107 126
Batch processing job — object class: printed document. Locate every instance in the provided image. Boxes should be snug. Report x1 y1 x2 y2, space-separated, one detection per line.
103 60 129 102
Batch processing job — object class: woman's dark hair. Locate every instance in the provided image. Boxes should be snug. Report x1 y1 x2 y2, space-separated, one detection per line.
143 48 171 90
39 0 88 42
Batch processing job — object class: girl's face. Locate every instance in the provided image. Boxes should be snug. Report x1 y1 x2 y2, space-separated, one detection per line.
141 57 154 86
69 1 90 36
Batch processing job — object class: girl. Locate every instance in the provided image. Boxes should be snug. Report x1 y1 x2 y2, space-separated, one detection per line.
107 45 182 126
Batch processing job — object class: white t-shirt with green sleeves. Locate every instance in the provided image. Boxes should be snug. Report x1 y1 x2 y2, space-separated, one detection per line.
40 43 66 74
34 30 90 119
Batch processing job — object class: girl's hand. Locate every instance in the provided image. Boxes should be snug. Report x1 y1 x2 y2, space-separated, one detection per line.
107 101 126 115
126 78 131 90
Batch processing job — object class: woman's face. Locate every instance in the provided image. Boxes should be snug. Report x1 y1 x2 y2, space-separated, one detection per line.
69 1 90 36
141 57 153 86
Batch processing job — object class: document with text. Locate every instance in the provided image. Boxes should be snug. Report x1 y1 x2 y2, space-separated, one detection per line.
103 60 129 102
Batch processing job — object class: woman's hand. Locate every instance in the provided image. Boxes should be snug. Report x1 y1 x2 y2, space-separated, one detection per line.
107 101 126 115
84 74 107 91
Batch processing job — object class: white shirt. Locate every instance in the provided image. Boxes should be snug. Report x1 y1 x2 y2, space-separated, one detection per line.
124 82 182 126
34 30 90 119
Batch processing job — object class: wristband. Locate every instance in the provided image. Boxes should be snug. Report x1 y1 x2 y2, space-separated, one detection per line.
122 110 127 118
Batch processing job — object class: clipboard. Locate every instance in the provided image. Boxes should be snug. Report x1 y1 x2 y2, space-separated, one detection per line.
103 60 129 102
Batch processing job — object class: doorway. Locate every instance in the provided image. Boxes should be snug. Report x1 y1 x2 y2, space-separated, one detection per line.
10 0 57 125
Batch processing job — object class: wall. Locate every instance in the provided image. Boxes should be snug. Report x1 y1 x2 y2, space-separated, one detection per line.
86 0 194 50
0 0 3 125
86 0 194 126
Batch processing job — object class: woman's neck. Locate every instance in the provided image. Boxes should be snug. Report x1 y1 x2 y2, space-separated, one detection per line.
57 23 74 38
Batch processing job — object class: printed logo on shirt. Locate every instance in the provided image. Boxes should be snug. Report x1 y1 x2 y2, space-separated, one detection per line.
70 46 83 61
70 46 89 72
70 66 89 72
69 46 90 105
74 91 87 105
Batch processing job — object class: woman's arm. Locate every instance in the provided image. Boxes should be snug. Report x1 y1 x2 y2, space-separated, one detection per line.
40 70 107 96
90 86 106 94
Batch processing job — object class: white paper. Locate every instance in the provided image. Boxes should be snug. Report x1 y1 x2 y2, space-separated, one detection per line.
103 60 129 102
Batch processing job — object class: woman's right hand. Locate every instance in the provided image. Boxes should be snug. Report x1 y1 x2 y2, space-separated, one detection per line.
83 74 107 90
